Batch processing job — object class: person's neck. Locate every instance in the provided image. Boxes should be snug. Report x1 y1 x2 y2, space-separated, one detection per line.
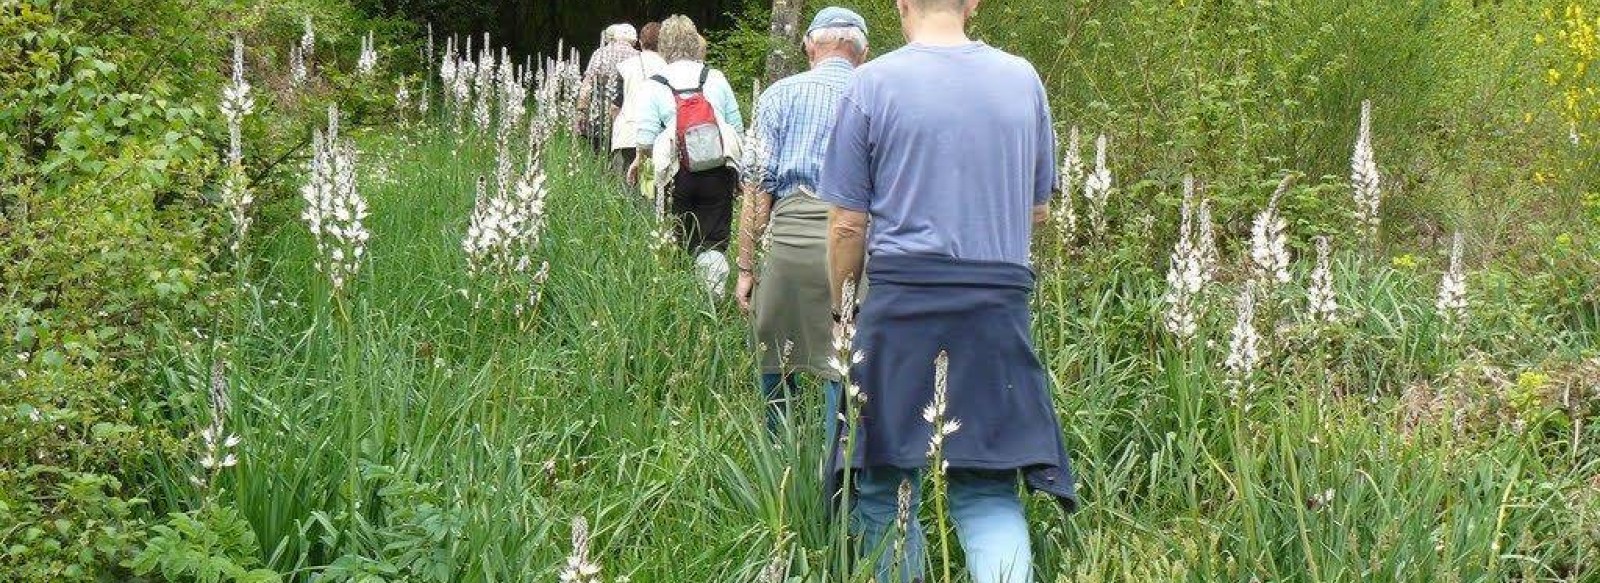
810 52 854 68
905 11 970 46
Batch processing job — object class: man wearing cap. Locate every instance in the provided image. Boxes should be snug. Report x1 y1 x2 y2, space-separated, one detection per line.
819 0 1078 582
735 7 869 443
577 23 638 152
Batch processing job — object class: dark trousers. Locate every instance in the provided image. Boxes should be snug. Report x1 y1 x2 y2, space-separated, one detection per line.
610 148 635 177
669 165 736 254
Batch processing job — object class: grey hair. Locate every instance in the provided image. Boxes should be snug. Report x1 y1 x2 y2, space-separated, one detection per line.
658 15 703 63
805 26 867 56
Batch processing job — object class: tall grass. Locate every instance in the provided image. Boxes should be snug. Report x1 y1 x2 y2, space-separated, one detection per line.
146 99 1600 581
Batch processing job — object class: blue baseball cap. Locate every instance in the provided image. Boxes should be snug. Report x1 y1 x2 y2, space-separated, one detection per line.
807 7 867 37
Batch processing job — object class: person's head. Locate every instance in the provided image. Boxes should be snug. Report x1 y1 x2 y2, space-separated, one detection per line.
639 22 662 52
607 23 638 47
658 15 703 63
804 7 869 65
895 0 980 38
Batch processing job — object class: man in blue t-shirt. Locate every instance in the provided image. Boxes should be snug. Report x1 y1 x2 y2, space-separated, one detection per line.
819 1 1078 581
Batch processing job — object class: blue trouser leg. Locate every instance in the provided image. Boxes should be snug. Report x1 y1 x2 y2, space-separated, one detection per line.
760 374 843 446
949 470 1033 583
759 373 795 435
852 466 926 583
853 468 1032 583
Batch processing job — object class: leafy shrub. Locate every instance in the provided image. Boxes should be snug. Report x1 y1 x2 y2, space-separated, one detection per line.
1 0 407 578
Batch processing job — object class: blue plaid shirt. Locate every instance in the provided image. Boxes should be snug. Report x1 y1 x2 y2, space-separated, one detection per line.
748 58 855 199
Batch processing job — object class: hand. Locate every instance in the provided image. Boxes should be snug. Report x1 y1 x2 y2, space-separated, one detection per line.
735 270 756 314
626 159 642 187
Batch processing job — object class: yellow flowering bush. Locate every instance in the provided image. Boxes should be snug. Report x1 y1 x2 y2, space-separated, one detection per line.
1539 2 1598 146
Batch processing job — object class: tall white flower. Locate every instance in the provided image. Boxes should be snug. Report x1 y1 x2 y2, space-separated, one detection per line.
497 47 525 145
1082 133 1112 236
356 31 378 76
1306 235 1339 324
1224 281 1260 379
472 33 495 133
439 35 457 95
299 106 369 293
1163 175 1206 342
462 176 503 273
300 16 315 58
289 44 307 86
219 35 255 254
1250 176 1293 287
195 360 241 488
922 351 961 468
1054 126 1083 243
740 82 769 195
1436 231 1468 330
1195 195 1219 284
1351 100 1382 241
463 146 550 279
452 36 475 133
558 517 602 583
395 79 410 119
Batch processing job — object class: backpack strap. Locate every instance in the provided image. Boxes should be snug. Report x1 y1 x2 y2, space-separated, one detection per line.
651 66 712 95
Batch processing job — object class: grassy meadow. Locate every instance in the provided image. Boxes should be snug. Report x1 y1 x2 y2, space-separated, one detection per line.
148 116 1598 581
5 1 1600 582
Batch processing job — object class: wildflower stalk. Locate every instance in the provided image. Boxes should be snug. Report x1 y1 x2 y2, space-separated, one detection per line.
1055 126 1083 246
1250 174 1295 291
194 360 240 491
1224 280 1261 403
356 31 377 76
1436 231 1468 338
1083 133 1113 237
889 477 913 580
1307 235 1339 326
1196 195 1219 284
922 350 960 583
299 105 369 303
558 516 602 583
219 35 254 256
1163 175 1205 344
1351 100 1382 244
830 279 864 577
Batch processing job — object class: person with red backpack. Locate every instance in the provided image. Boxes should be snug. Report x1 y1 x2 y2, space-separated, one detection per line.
629 15 745 298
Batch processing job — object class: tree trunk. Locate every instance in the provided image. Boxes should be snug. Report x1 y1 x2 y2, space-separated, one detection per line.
763 0 804 84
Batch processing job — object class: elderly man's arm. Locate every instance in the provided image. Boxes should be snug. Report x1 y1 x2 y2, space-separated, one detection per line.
1034 203 1049 225
817 93 874 313
827 208 869 312
734 188 772 312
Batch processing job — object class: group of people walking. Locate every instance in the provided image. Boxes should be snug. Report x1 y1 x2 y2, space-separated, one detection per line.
581 2 1077 581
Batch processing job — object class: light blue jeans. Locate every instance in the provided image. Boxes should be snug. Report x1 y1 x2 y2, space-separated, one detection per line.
760 373 841 446
852 466 1033 583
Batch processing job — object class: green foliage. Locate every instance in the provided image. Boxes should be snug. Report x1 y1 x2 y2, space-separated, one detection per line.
715 1 1575 255
0 0 401 579
128 504 281 583
1 2 222 578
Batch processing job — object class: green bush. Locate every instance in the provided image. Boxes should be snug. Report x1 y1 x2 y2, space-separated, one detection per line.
1 0 409 578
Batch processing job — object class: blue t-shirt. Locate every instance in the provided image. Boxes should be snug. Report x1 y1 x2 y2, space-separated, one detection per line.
818 42 1057 266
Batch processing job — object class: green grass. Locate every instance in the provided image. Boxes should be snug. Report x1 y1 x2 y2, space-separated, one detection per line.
149 119 1600 582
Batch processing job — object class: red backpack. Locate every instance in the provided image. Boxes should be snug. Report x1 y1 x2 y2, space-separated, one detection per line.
652 66 726 172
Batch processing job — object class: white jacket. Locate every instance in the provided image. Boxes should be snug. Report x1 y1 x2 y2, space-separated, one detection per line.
612 51 667 152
